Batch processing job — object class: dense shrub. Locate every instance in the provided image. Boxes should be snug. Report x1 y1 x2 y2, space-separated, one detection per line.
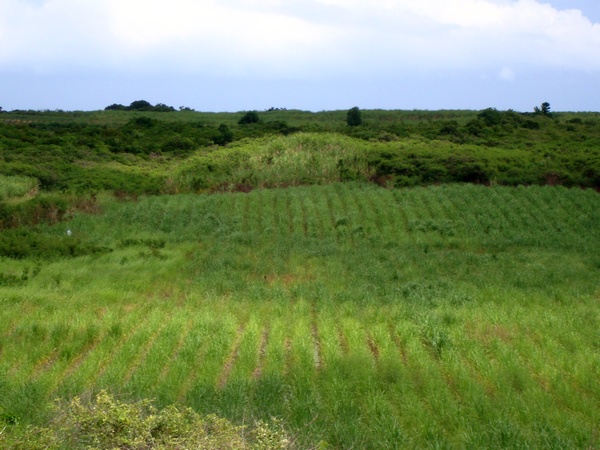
239 110 261 125
346 106 363 127
0 195 69 228
1 108 599 193
214 123 234 145
104 101 176 112
0 228 112 259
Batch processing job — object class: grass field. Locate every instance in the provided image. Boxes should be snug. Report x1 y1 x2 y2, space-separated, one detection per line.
1 183 599 448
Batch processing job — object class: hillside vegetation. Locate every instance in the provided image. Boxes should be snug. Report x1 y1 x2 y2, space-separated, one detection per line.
0 107 599 448
1 107 599 196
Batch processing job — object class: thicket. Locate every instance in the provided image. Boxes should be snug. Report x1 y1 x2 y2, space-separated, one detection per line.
104 100 177 112
0 227 111 259
367 136 600 187
0 194 70 228
0 108 599 201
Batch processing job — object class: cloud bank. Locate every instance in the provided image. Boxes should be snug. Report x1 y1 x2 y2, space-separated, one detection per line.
0 0 599 111
1 0 599 77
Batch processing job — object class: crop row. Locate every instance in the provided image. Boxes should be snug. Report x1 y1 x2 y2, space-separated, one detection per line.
1 294 598 447
1 184 599 447
73 183 598 252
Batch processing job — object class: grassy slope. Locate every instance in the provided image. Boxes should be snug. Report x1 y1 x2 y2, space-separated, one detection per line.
1 183 599 448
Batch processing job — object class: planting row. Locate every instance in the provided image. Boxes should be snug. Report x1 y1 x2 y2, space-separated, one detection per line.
1 295 598 447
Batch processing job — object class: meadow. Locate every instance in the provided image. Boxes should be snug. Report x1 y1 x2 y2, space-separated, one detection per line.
1 182 599 448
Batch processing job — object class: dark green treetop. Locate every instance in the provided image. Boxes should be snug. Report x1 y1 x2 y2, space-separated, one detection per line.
346 106 362 127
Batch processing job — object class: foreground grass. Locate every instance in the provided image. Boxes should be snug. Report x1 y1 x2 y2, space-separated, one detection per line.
1 184 599 448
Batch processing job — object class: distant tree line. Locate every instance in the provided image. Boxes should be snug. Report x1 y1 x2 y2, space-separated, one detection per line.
105 100 176 112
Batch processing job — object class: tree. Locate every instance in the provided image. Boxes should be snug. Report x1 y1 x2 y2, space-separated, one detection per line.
238 110 260 125
104 103 126 111
346 106 362 127
541 102 551 116
154 103 175 112
477 107 502 126
215 123 234 145
534 102 552 117
129 100 153 111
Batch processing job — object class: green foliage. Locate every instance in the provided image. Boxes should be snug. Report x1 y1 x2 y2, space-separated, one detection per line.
215 123 234 145
2 108 599 196
366 136 600 188
105 100 176 112
534 101 553 117
0 228 112 259
104 103 128 111
2 391 290 449
477 107 502 126
0 195 70 229
346 106 362 127
239 110 261 125
130 100 152 110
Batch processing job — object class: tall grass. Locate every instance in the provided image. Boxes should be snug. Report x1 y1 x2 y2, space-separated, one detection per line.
1 184 599 448
174 133 373 191
0 175 38 201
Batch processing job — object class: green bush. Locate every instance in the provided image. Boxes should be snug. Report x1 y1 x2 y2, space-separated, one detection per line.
0 195 69 229
239 111 261 125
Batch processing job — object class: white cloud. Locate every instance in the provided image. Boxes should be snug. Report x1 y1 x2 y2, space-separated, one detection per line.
0 0 113 71
103 0 340 72
0 0 599 77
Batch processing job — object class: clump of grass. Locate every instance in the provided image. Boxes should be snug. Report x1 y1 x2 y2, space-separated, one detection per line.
419 317 452 358
0 265 40 287
0 175 38 201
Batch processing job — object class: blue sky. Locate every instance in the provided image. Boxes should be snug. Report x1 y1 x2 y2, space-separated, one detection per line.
1 0 599 112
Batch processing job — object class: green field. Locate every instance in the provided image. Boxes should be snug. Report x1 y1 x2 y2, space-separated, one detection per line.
1 183 599 448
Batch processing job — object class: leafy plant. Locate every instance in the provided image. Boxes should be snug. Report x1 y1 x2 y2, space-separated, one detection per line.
239 110 261 125
346 106 362 127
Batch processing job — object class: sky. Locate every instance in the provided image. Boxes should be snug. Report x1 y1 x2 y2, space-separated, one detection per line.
1 0 599 112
